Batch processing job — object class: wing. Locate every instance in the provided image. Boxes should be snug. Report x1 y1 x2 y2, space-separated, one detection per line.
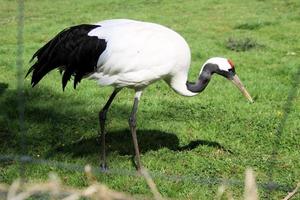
27 24 107 90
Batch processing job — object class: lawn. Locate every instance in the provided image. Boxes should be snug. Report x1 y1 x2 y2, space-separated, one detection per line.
0 0 299 199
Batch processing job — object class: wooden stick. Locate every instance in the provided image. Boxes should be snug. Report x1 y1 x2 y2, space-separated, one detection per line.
282 183 299 200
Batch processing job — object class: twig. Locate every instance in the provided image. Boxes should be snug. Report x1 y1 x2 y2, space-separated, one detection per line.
216 184 226 200
0 183 9 191
216 183 234 200
11 182 58 200
140 167 163 200
2 171 134 200
244 168 259 200
84 164 97 184
7 179 21 200
226 190 234 200
282 182 300 200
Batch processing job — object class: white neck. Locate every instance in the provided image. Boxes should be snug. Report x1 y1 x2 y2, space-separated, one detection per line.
168 61 216 96
169 74 198 97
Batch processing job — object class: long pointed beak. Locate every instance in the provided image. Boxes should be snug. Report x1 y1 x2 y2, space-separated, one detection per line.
231 75 254 103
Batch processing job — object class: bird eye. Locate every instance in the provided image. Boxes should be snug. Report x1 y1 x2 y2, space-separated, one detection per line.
228 68 235 73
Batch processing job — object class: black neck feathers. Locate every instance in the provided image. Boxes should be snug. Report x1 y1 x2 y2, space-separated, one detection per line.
26 24 107 90
186 63 218 93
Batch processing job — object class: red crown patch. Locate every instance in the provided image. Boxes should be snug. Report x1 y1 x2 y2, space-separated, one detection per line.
227 59 234 68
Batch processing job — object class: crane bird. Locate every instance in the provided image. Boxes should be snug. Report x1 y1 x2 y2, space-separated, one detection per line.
26 19 253 171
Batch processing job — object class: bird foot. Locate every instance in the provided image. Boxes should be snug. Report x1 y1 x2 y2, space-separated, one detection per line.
100 163 108 172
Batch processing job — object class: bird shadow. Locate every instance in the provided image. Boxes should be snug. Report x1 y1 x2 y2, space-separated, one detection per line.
46 129 232 158
0 84 232 165
0 83 8 96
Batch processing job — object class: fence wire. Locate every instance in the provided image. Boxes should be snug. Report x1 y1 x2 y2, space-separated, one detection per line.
266 67 300 197
16 0 26 180
268 67 300 197
267 67 300 179
0 154 293 193
1 0 299 198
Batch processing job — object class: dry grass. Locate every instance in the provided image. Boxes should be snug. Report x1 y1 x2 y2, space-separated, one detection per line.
1 173 132 200
0 167 298 200
215 168 299 200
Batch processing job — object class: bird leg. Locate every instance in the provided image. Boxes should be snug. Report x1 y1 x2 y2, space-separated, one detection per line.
99 89 120 170
128 91 143 171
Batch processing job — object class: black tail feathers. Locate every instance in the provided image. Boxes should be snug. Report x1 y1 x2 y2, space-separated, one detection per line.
26 24 107 90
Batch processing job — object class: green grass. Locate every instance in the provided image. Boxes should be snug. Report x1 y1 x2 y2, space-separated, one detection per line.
0 0 300 199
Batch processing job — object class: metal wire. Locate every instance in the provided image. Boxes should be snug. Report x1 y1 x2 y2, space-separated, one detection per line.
0 154 293 192
266 67 300 197
16 0 26 180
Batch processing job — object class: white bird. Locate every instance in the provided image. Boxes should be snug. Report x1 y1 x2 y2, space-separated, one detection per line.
26 19 253 171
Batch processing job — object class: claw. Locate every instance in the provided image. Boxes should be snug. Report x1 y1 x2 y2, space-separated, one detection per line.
100 162 108 172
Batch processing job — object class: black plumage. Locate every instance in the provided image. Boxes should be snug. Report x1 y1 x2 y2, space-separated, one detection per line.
26 24 107 90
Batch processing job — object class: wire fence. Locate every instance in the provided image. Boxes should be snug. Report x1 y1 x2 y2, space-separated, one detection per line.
16 0 26 182
0 154 294 193
1 0 299 199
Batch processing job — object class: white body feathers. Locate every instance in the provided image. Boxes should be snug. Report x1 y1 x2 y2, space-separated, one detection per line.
88 19 196 96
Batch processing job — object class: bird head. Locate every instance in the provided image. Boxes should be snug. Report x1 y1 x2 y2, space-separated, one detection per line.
202 57 254 103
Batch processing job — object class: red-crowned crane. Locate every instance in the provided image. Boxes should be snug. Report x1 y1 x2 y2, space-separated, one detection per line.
26 19 253 171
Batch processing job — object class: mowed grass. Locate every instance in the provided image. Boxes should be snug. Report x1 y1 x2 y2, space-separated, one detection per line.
0 0 300 199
